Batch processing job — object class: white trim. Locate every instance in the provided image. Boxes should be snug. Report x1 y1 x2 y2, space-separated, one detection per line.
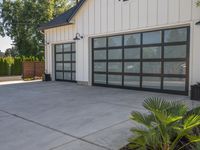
88 21 192 38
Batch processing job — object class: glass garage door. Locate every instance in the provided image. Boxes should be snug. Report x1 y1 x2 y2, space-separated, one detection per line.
55 43 76 82
92 27 190 95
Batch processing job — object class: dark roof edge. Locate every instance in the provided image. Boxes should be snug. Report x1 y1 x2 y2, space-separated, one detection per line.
67 0 86 22
39 0 86 31
39 22 73 31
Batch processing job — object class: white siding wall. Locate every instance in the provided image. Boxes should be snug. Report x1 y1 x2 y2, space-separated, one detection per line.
45 0 200 87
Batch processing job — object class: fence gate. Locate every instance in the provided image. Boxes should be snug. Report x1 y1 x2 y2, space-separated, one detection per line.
22 61 44 78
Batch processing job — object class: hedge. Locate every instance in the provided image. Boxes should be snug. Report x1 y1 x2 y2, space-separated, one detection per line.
0 56 44 76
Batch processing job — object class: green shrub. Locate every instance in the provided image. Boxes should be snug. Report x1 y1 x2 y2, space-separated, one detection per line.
11 57 22 75
0 56 44 76
129 98 200 150
0 58 9 76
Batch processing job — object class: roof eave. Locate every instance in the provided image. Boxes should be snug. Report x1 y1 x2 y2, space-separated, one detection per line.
67 0 86 22
39 22 73 31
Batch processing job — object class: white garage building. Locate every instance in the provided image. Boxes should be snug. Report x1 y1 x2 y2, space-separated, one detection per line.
39 0 200 95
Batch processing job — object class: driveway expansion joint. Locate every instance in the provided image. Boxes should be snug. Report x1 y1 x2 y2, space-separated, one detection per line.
49 119 130 150
0 109 112 150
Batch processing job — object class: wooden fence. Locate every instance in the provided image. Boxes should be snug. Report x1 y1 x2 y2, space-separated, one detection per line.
22 61 44 79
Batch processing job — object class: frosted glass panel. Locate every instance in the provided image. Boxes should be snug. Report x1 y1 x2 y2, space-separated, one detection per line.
64 54 71 61
164 45 186 58
164 62 186 75
94 50 107 60
143 47 161 59
143 62 161 74
108 62 122 72
165 28 187 43
64 44 71 52
56 63 63 70
56 72 63 80
108 75 122 85
55 45 62 52
124 76 140 87
108 49 122 60
108 36 122 47
64 72 71 80
72 73 76 80
72 53 76 61
124 34 141 46
124 62 140 73
163 78 185 91
143 77 161 89
143 31 161 44
56 54 63 61
94 62 106 72
94 74 107 84
94 38 106 48
124 48 140 59
72 63 76 71
64 63 71 71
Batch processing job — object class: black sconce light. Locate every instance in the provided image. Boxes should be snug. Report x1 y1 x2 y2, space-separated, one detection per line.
196 21 200 25
73 33 83 40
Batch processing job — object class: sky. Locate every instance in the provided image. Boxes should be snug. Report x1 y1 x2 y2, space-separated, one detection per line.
0 36 12 52
0 0 12 52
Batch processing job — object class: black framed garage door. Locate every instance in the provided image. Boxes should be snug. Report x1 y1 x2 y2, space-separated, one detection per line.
55 43 76 82
92 26 190 95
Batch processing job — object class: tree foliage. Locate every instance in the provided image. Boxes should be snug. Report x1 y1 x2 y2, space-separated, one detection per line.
197 0 200 7
0 0 73 56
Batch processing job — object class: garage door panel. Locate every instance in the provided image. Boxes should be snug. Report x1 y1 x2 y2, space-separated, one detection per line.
143 62 161 74
164 45 187 58
108 75 122 86
143 47 161 59
164 28 187 43
124 48 140 59
55 43 76 82
124 76 140 87
124 34 141 46
92 26 190 95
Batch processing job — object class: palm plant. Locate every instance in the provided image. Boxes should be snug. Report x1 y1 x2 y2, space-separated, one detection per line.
129 97 200 150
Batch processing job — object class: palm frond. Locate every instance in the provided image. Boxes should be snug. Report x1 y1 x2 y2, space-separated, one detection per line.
129 127 162 150
183 115 200 131
166 101 188 116
143 97 172 112
130 111 155 127
186 135 200 143
184 106 200 120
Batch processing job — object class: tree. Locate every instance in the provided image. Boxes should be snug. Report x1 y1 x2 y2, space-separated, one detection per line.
0 50 4 57
197 0 200 7
4 47 19 57
0 0 73 56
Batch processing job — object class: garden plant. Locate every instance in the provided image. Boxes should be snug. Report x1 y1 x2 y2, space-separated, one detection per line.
125 98 200 150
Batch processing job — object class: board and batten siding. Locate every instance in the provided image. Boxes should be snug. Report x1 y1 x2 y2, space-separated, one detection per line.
45 0 200 87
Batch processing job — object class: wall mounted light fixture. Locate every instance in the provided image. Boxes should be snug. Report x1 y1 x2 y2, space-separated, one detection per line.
73 33 83 40
196 21 200 25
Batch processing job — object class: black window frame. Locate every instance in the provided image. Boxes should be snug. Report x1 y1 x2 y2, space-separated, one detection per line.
55 42 76 82
92 26 190 95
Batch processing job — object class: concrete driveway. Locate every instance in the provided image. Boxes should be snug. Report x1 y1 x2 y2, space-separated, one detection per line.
0 81 197 150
